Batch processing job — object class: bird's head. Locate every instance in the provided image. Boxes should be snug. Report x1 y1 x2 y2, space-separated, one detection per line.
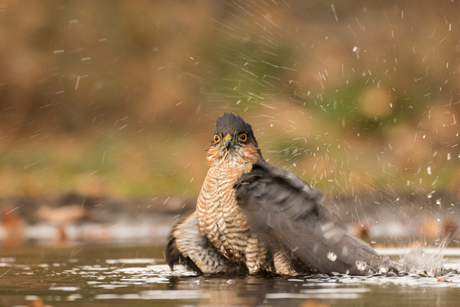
206 112 263 164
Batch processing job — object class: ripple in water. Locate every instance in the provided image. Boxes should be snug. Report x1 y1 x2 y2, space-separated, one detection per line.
2 246 460 307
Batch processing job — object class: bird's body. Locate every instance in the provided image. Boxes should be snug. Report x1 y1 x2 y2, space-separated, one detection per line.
166 113 389 276
197 144 253 260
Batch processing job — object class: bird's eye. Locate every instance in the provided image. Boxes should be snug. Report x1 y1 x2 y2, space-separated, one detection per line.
238 133 247 142
213 134 220 143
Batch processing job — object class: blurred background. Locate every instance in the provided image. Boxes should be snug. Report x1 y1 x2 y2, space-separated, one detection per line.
0 0 459 245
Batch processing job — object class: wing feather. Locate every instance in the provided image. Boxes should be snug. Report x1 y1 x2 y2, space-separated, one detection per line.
165 217 203 274
165 212 246 274
235 161 383 275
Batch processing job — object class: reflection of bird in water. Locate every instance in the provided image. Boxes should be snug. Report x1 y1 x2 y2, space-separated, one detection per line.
168 275 270 307
167 113 386 275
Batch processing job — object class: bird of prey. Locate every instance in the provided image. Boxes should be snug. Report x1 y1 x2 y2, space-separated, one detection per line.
166 112 388 275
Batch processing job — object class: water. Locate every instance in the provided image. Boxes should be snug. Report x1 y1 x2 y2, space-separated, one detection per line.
1 244 460 307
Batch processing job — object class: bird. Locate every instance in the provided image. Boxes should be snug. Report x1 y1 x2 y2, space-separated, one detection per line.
166 112 389 276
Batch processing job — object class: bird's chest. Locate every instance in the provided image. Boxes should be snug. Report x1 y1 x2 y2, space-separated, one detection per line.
196 162 251 260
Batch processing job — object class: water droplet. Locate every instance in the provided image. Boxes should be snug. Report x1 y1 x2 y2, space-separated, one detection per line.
327 252 337 262
355 261 368 271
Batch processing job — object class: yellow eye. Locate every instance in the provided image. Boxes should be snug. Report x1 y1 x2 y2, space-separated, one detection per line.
238 133 247 142
213 134 220 143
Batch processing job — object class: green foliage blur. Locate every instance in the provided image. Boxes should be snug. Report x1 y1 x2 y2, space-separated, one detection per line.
0 0 459 199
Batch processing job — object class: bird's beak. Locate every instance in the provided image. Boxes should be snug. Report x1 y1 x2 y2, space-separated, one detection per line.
223 134 234 150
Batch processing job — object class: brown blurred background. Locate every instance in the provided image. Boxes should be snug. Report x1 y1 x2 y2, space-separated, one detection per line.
0 0 459 202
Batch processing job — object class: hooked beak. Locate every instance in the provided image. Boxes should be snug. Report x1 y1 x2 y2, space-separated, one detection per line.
223 134 234 150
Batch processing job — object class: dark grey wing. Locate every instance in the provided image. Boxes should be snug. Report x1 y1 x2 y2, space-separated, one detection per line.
234 161 382 275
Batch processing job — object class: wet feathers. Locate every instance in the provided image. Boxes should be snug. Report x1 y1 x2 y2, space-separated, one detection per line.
166 112 385 275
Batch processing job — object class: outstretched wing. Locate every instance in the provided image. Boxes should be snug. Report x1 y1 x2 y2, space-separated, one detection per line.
234 161 382 275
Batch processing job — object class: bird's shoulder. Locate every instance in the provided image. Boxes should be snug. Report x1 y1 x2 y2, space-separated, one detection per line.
234 160 324 214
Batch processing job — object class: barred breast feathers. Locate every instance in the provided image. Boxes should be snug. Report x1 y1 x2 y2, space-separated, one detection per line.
196 143 261 264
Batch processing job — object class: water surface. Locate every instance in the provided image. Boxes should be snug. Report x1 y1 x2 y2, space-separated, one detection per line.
1 244 459 307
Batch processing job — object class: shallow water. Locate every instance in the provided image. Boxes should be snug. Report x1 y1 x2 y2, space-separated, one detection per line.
1 244 460 307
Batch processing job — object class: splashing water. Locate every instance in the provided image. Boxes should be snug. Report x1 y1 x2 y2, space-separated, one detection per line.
401 238 452 276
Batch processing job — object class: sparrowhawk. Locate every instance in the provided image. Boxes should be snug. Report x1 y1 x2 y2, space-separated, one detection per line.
166 112 387 275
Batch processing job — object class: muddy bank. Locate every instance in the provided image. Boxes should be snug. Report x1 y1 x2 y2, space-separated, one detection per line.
0 191 458 246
